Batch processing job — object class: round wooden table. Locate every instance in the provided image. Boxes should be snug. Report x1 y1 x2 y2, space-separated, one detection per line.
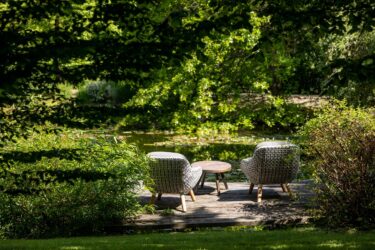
191 160 231 195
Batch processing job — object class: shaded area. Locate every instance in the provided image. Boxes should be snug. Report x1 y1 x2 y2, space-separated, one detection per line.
0 168 116 195
0 144 122 195
0 148 83 163
0 147 111 195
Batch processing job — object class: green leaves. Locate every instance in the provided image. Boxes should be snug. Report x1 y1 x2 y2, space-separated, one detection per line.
1 0 374 137
122 10 276 132
299 101 375 228
0 130 150 237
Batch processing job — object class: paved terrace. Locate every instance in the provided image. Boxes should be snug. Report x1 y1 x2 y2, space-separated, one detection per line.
122 180 315 231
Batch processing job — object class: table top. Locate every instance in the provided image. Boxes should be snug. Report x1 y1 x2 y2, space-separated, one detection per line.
191 160 231 173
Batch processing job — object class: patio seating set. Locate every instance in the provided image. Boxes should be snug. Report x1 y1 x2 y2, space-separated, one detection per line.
147 141 300 212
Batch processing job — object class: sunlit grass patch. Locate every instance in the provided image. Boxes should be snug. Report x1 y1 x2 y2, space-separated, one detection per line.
1 228 375 249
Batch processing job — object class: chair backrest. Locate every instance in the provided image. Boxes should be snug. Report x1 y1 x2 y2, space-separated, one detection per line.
147 152 192 194
252 141 299 184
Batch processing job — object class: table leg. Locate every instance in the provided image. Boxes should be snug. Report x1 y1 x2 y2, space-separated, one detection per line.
249 183 254 194
220 173 228 189
215 173 221 195
200 172 207 188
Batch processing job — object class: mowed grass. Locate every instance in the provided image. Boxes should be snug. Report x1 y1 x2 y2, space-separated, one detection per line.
1 227 375 250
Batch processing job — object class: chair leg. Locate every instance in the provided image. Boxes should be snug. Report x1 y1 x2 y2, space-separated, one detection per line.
180 194 187 212
281 184 286 192
249 183 255 194
157 193 162 200
149 193 156 205
189 189 196 202
257 185 263 202
284 183 293 198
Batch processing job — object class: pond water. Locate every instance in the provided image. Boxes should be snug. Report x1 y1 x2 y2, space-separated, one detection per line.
119 131 295 181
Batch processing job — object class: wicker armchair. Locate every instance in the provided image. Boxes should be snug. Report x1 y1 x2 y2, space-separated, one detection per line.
147 151 202 212
240 141 300 202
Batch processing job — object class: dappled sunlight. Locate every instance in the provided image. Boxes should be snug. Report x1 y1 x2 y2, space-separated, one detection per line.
317 240 345 248
141 244 166 248
136 182 313 231
60 247 87 250
269 244 297 249
293 227 317 232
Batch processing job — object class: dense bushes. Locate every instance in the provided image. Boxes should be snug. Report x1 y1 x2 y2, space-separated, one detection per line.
0 130 149 238
299 102 375 228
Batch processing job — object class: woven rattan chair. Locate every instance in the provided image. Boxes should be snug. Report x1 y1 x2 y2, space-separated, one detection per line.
240 141 300 202
147 151 202 212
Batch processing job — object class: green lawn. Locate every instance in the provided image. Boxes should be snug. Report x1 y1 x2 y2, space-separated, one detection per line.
1 228 375 250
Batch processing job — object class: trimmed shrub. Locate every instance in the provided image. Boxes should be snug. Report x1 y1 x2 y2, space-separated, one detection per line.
0 130 149 238
299 102 375 228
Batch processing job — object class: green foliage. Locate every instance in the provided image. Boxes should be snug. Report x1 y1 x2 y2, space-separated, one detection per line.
120 10 310 132
0 0 201 142
0 130 150 238
1 0 374 137
255 2 375 105
118 94 312 133
242 95 313 130
57 83 76 99
299 101 375 228
322 31 375 106
0 84 65 146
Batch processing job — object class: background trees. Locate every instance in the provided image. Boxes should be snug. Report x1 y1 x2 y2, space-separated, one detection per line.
0 0 374 136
